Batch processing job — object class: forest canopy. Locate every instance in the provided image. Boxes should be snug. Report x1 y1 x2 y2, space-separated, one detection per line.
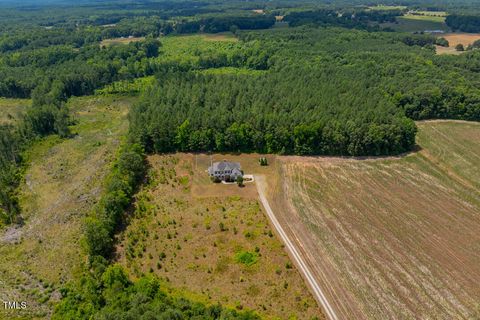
129 27 480 157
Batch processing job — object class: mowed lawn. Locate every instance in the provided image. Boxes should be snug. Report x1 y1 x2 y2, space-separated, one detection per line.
0 96 132 319
265 121 480 320
116 153 324 320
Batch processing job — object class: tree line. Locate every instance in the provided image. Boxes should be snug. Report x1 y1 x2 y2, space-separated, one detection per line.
446 14 480 32
284 9 402 30
129 71 417 157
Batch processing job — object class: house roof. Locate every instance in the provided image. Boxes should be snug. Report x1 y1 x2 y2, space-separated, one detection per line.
209 161 241 172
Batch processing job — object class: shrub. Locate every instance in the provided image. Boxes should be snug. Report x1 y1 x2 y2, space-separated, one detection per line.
235 250 259 266
237 175 244 187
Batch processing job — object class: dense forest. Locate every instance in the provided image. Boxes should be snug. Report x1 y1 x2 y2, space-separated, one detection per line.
130 71 417 156
129 27 480 158
446 14 480 32
283 9 402 30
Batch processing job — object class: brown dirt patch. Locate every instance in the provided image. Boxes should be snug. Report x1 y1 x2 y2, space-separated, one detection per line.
441 33 480 46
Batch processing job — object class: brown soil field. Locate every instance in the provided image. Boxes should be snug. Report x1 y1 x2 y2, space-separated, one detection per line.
435 45 462 55
0 96 132 319
261 121 480 319
116 153 324 319
442 33 480 46
437 33 480 54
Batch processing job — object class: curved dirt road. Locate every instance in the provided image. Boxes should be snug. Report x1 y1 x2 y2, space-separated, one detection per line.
255 175 338 320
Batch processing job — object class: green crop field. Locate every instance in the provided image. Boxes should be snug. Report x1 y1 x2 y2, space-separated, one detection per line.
383 16 449 32
401 14 446 23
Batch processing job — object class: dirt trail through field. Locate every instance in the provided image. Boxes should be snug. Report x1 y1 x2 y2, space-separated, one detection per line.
255 175 338 320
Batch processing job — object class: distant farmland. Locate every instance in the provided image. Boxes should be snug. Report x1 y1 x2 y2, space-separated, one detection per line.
382 14 449 32
263 121 480 319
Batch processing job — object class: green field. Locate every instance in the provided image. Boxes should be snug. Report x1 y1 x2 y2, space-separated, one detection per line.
157 33 240 65
383 16 449 32
401 13 446 23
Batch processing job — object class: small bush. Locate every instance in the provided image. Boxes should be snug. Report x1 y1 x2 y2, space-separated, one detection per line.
235 250 259 266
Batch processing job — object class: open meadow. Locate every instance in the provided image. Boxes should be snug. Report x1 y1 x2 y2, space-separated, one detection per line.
116 153 324 319
0 98 30 124
0 96 132 319
261 121 480 319
100 36 145 46
383 16 448 32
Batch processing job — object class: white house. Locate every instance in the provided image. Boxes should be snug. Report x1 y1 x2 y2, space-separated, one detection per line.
208 160 243 182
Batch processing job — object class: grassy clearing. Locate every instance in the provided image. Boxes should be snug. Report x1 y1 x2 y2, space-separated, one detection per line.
95 76 156 95
196 66 265 76
383 17 448 32
157 33 240 65
264 121 480 319
0 95 133 319
435 33 480 55
116 153 323 320
414 10 447 17
401 14 446 23
368 5 407 11
100 36 145 46
435 45 462 55
0 98 30 124
201 33 239 42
